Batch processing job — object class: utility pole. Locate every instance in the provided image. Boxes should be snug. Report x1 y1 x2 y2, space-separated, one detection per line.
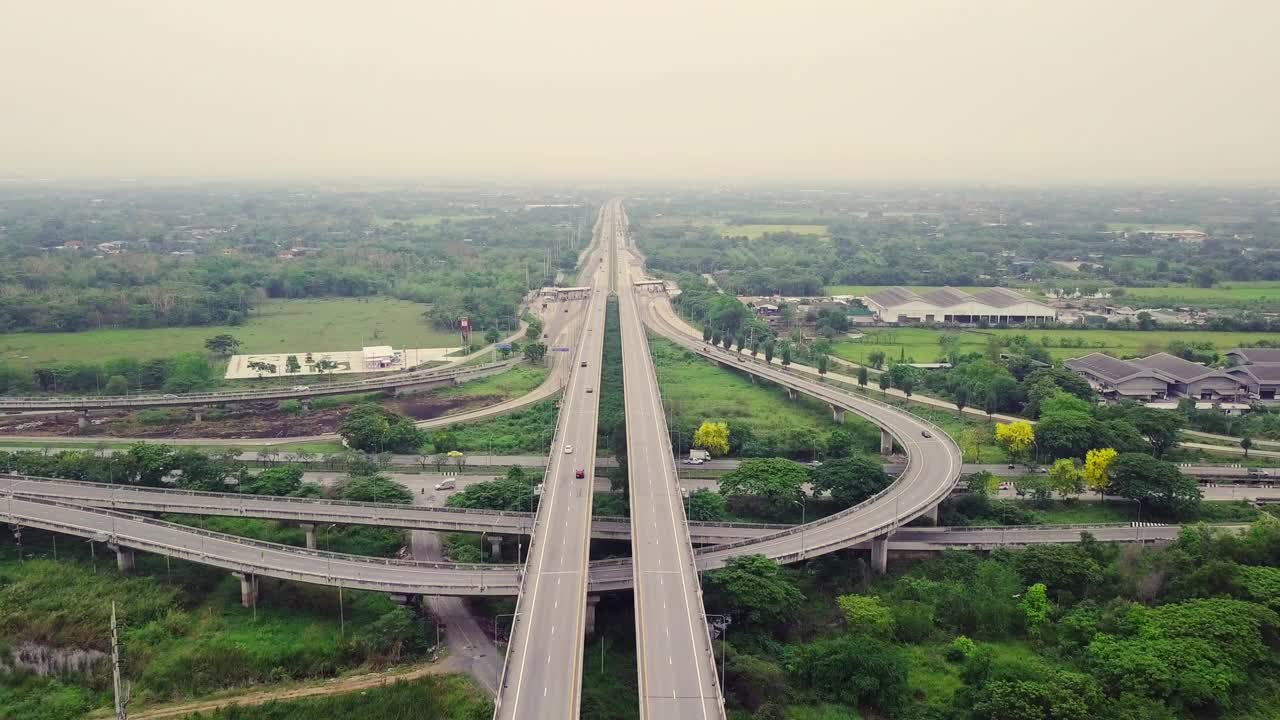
111 602 130 720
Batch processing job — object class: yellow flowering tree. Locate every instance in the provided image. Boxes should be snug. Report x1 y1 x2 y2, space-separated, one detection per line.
995 420 1035 463
1083 447 1118 497
693 421 730 457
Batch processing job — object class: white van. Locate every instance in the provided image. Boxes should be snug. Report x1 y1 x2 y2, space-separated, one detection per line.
434 479 456 491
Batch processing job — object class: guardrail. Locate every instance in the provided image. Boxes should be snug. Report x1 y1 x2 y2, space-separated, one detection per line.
0 359 519 410
0 474 790 539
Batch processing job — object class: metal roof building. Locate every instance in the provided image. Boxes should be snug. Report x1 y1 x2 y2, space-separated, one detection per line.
861 286 1056 325
1065 352 1245 403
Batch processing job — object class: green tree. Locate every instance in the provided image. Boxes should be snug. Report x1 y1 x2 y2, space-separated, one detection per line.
686 488 729 521
785 636 909 714
103 375 129 395
705 554 804 626
969 672 1101 720
1107 452 1201 517
341 474 413 504
857 366 869 388
781 344 792 368
447 467 537 512
764 339 775 365
811 455 890 507
867 350 886 369
816 354 829 379
359 607 430 661
339 404 426 454
878 372 890 397
1242 435 1253 458
954 385 970 417
523 342 547 364
719 458 809 514
484 328 501 345
163 352 216 393
203 334 241 356
837 594 895 638
1048 458 1083 498
1022 583 1051 641
244 465 306 496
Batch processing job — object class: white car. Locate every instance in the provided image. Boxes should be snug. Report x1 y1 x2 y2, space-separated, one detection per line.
564 444 573 454
292 385 310 391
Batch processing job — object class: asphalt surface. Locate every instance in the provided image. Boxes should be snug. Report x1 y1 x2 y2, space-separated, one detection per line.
617 208 724 719
494 200 612 720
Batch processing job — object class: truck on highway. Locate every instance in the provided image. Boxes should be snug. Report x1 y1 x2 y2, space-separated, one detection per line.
684 448 710 464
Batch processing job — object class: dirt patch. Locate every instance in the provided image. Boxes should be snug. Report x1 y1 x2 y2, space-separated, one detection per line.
0 391 514 440
388 393 505 420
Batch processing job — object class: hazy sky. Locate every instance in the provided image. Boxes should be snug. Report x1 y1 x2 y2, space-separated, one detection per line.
3 1 1278 184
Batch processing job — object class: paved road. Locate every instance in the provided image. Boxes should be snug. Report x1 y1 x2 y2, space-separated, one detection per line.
494 200 612 720
410 491 503 695
617 205 724 719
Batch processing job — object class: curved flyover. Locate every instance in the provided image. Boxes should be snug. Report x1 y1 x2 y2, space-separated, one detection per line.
1 482 1198 598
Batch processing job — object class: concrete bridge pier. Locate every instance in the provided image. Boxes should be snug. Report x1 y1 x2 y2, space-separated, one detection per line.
923 505 939 524
234 572 259 608
389 593 422 609
870 535 889 574
489 535 502 561
585 594 601 635
192 408 203 423
880 429 894 455
108 544 135 573
77 411 89 429
300 523 317 550
785 388 797 401
831 405 845 424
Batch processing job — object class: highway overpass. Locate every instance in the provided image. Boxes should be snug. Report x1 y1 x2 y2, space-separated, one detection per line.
617 204 724 718
493 200 613 720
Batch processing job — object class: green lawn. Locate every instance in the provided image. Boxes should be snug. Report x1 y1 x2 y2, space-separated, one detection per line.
164 676 491 719
719 224 830 239
648 336 860 445
1122 281 1280 306
832 326 1280 364
438 365 547 400
0 298 459 366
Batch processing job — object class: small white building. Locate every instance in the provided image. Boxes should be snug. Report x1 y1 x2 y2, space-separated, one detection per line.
362 346 400 370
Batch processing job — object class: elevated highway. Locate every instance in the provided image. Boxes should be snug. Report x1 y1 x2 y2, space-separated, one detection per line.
493 199 613 720
616 205 724 718
0 490 1215 601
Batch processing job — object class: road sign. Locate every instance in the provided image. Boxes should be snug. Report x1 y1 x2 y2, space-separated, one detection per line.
496 343 512 350
552 346 571 352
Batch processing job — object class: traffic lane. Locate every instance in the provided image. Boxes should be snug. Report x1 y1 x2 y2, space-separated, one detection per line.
497 204 611 718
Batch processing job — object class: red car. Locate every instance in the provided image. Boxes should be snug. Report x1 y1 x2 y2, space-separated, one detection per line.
574 468 585 479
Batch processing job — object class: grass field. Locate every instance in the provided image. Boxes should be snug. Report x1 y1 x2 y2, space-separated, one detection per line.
0 298 457 365
719 223 830 239
1104 222 1203 232
648 336 871 449
831 326 1280 364
438 365 547 400
164 676 492 720
373 213 490 226
1122 281 1280 305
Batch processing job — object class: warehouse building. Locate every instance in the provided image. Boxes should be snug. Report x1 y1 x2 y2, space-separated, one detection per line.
1065 352 1245 403
1225 348 1280 402
861 286 1057 325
